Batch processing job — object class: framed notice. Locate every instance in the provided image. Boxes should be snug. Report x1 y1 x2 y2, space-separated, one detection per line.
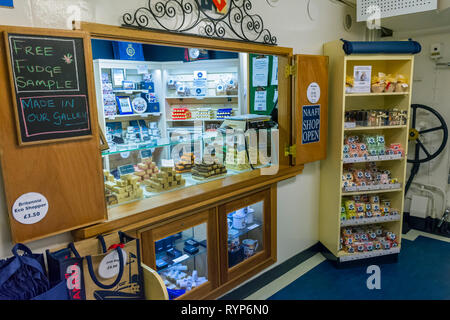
4 32 93 145
353 66 372 93
116 96 133 115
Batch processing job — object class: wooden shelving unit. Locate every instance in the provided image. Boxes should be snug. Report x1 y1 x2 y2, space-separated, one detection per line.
320 40 414 264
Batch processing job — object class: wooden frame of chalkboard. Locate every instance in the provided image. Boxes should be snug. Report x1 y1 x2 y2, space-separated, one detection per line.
3 28 95 146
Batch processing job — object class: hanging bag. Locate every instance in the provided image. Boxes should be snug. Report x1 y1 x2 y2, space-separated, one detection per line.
46 231 145 300
0 243 68 300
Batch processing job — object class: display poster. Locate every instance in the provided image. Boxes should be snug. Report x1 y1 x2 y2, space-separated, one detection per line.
252 56 269 87
6 33 92 144
271 56 278 86
353 66 372 93
302 105 321 145
254 89 267 111
193 70 207 97
112 68 125 87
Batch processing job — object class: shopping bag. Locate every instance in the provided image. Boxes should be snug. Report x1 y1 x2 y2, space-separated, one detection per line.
0 243 50 300
46 231 145 300
32 280 70 300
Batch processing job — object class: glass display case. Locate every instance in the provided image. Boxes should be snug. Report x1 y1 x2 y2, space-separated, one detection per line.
219 189 273 284
227 202 264 268
155 225 208 298
92 40 280 210
140 209 218 300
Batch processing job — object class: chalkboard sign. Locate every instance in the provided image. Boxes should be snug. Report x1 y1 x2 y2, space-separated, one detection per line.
5 33 92 145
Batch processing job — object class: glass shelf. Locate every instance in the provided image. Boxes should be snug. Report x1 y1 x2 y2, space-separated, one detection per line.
227 220 262 240
105 113 162 121
102 136 204 156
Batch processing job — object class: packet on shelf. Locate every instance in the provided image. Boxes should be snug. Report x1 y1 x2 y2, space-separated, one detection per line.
145 166 186 193
103 170 143 206
341 224 398 254
160 268 207 292
371 73 386 93
341 193 399 220
194 108 213 120
395 74 409 92
344 134 404 160
172 107 192 120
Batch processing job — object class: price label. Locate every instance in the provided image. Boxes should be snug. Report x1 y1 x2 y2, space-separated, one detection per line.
12 192 49 225
161 159 175 167
98 248 127 279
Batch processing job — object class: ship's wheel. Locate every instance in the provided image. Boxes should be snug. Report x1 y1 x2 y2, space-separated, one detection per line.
405 104 448 193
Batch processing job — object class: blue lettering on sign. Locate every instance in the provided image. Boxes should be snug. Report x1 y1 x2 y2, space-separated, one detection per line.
302 105 320 145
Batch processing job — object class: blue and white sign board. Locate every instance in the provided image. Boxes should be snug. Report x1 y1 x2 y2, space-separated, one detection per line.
0 0 13 8
302 105 320 145
140 149 152 159
118 164 135 176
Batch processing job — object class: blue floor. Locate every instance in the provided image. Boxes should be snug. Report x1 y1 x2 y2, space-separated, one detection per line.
268 236 450 300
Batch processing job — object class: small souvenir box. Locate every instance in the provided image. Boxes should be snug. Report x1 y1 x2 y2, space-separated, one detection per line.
183 244 199 255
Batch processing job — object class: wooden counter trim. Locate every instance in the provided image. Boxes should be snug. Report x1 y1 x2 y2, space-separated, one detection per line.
77 22 293 57
72 165 303 240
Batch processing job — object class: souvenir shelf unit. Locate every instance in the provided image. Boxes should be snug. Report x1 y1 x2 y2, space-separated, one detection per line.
320 40 414 264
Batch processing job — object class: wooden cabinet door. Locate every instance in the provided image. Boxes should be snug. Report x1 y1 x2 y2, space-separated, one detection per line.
218 188 274 284
292 54 329 165
139 208 219 300
0 26 106 243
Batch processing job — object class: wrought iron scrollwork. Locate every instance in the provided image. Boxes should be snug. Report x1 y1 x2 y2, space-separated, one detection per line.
122 0 277 45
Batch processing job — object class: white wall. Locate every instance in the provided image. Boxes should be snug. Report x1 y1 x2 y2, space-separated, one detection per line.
0 0 366 289
391 28 450 220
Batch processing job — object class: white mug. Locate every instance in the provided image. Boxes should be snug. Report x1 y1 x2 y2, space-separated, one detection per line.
232 211 246 230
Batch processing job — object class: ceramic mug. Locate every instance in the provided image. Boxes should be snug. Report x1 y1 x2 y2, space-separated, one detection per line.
242 239 258 257
232 211 246 230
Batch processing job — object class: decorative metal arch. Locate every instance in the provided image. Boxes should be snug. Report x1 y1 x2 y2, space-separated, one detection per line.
122 0 278 45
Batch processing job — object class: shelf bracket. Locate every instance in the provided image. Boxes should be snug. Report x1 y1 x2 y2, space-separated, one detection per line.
284 144 296 157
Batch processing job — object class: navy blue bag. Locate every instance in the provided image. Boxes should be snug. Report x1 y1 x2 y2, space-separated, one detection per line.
32 280 70 300
0 243 68 300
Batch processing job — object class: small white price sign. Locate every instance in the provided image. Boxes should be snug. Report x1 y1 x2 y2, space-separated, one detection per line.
12 192 49 225
98 248 127 279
